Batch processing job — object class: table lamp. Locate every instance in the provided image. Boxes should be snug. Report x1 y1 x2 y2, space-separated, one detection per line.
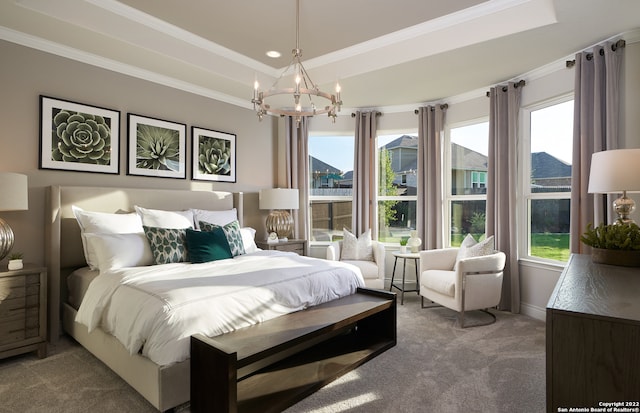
259 188 299 239
588 148 640 224
0 172 29 261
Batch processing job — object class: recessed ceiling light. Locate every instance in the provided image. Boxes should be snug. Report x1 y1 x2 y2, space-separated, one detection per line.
266 51 281 58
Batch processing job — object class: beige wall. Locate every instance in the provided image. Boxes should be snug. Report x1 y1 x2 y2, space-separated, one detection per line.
0 40 278 267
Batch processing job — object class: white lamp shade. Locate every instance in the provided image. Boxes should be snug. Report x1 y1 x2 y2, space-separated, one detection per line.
259 188 299 210
588 149 640 194
0 173 28 211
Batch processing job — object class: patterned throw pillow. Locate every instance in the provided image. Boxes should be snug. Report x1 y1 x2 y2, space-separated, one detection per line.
143 226 190 264
341 228 374 261
454 234 495 271
199 220 246 257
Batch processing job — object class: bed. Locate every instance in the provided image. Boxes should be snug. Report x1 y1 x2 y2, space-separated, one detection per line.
46 185 396 412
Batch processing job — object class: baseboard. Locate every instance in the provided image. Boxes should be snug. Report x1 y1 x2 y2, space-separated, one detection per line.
520 302 546 322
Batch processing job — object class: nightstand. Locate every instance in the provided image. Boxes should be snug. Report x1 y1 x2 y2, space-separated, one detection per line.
0 264 47 359
256 239 307 256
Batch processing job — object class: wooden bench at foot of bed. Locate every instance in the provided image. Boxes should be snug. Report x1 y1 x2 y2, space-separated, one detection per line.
191 288 396 413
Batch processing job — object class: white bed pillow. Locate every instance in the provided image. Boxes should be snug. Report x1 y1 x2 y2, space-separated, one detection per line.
191 208 238 230
72 205 144 270
84 233 154 271
134 205 194 229
341 228 374 261
240 227 258 253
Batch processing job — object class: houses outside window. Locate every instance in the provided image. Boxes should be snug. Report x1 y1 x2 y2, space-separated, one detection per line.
521 97 573 262
447 121 489 246
308 135 354 242
308 133 418 244
377 134 418 243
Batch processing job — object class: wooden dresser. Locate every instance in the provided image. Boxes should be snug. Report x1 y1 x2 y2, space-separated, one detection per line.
0 265 47 359
546 254 640 412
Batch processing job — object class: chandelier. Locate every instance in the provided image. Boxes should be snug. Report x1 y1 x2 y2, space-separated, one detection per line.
251 0 342 122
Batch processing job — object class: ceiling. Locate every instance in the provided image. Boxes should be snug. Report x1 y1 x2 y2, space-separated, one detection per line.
2 0 640 113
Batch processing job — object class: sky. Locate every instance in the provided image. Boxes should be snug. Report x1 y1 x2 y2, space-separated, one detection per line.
309 134 405 173
308 136 354 173
309 99 573 171
530 100 573 164
450 123 489 156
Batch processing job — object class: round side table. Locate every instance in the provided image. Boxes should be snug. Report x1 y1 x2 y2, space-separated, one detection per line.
389 251 420 305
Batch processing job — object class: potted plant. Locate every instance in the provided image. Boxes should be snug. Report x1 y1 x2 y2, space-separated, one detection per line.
580 221 640 267
7 252 23 270
399 236 409 254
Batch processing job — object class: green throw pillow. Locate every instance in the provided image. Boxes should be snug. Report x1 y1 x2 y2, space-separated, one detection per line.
185 228 232 263
199 220 245 257
143 226 190 264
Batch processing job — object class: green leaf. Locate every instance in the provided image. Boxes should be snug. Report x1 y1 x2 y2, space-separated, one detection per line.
581 221 640 250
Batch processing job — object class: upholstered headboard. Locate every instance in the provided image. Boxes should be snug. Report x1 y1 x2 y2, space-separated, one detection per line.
45 185 243 341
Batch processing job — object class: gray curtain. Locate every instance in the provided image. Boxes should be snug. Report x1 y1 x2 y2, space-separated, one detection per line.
487 82 522 313
285 116 310 241
417 105 446 250
569 42 624 254
352 111 377 236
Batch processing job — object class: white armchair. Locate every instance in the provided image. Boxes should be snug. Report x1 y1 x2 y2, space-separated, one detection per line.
419 247 506 328
326 241 386 289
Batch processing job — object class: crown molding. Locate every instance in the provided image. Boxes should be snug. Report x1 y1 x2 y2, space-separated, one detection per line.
0 26 253 110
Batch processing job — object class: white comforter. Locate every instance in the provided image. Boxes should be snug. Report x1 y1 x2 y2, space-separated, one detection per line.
76 250 365 366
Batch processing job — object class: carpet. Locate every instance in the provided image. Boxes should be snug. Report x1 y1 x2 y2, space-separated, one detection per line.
0 293 546 412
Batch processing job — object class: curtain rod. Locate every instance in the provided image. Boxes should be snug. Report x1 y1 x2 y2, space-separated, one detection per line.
566 39 626 68
485 79 526 97
350 111 382 117
413 103 449 114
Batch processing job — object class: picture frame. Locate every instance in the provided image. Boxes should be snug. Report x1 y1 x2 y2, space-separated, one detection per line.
127 113 186 179
191 126 236 182
39 95 120 174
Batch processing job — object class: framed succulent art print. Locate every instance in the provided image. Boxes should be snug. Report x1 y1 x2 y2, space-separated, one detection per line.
127 113 187 179
191 126 236 182
39 95 120 174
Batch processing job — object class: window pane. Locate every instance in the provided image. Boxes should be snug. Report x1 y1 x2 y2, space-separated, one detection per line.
450 123 489 195
378 135 417 197
309 135 354 243
310 200 352 242
309 136 354 196
377 134 418 242
529 199 570 261
530 101 573 193
450 200 486 246
378 200 416 243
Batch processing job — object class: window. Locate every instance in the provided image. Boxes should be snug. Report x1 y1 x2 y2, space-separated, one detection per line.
447 122 489 246
308 132 418 244
308 135 354 242
471 171 486 189
377 133 418 243
522 98 573 262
